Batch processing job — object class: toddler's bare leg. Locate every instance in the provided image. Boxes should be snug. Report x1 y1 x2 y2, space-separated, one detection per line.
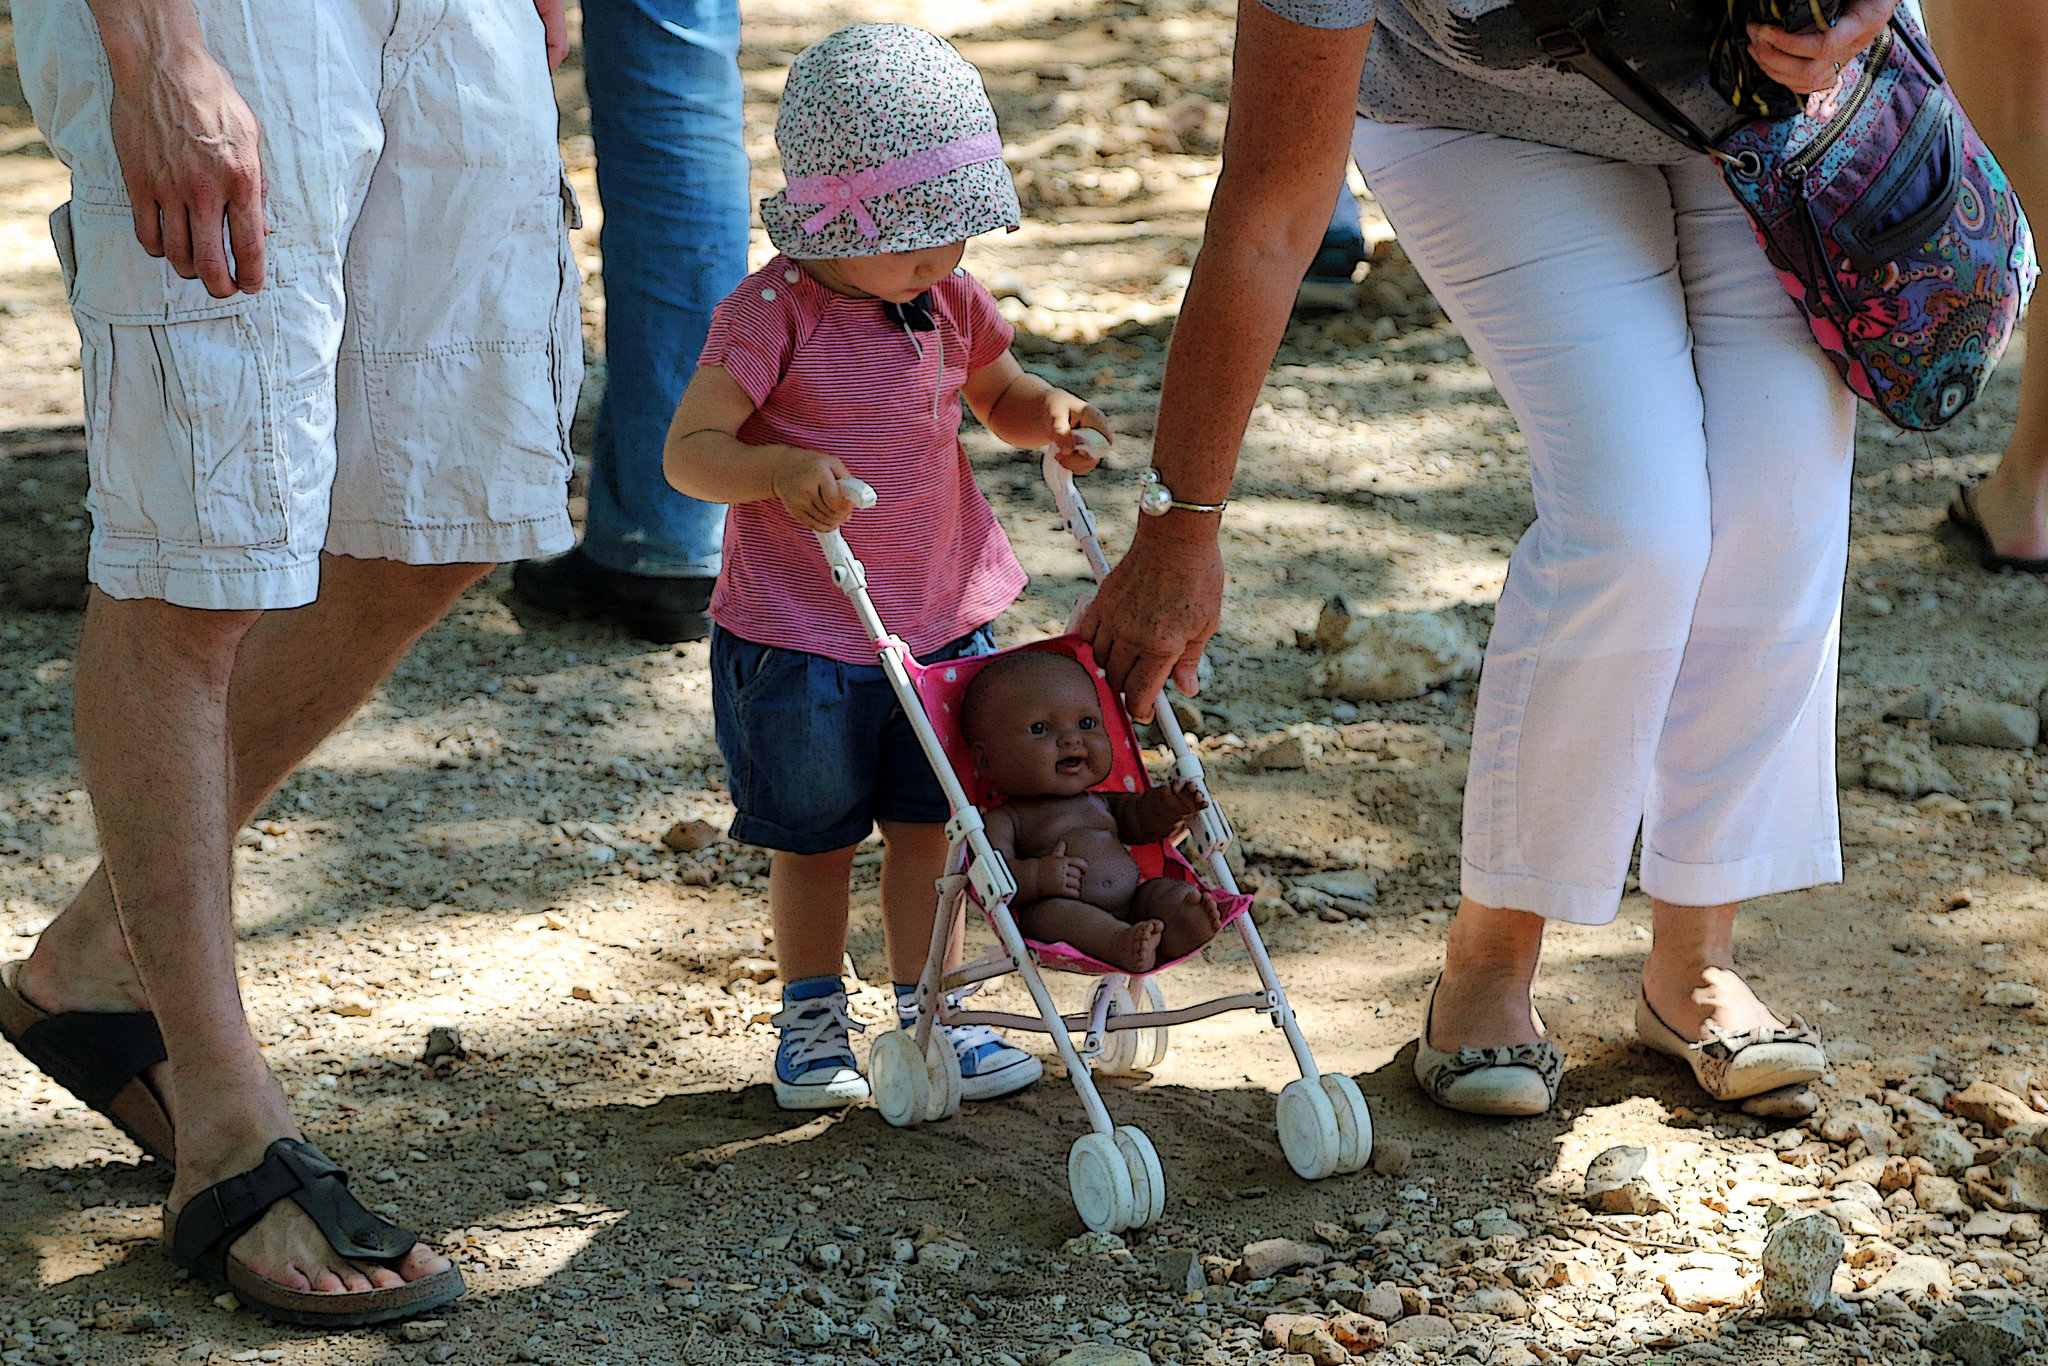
1137 879 1223 962
1016 899 1162 973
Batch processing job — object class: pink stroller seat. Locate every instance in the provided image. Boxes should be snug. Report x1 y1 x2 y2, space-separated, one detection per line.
908 633 1252 975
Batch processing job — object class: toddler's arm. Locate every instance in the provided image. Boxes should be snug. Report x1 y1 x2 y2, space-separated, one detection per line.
962 353 1110 473
663 364 858 531
1105 777 1208 845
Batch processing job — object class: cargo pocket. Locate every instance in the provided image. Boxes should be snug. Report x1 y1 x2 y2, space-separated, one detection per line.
56 197 286 551
549 174 586 470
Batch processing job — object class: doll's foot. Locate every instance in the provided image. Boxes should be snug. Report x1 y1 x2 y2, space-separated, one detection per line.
1157 887 1222 962
1105 920 1163 974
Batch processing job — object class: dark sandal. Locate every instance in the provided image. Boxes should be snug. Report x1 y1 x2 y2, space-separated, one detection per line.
164 1138 465 1327
1948 480 2048 573
0 960 175 1163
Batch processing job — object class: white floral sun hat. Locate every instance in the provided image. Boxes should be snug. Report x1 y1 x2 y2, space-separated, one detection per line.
761 24 1022 260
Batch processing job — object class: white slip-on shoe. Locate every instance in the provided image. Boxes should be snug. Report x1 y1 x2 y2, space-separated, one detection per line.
1635 995 1825 1102
1412 980 1565 1118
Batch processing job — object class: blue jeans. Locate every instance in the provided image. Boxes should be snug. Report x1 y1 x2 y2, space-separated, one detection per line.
578 0 750 578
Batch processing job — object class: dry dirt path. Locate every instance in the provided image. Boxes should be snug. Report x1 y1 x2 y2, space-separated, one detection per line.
3 4 2048 1366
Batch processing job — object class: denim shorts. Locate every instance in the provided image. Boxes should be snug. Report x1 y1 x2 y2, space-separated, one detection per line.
711 623 996 854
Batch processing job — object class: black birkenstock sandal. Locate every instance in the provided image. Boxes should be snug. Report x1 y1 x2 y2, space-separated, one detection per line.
164 1137 465 1327
0 960 175 1163
1948 480 2048 573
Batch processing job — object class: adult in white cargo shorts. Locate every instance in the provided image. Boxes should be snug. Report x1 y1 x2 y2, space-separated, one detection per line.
0 0 576 1326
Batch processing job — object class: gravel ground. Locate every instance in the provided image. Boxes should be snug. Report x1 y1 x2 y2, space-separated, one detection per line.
4 3 2048 1366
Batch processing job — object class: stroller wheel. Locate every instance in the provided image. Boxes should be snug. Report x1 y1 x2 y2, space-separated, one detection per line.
1135 978 1171 1071
1276 1076 1343 1181
923 1026 963 1122
1091 984 1143 1077
1319 1072 1373 1174
871 1030 930 1128
1069 1131 1136 1233
1115 1125 1166 1229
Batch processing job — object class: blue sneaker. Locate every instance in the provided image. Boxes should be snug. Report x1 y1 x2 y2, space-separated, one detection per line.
772 976 869 1110
894 984 1043 1102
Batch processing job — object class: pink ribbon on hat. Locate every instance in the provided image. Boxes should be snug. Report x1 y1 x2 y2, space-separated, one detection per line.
784 131 1005 238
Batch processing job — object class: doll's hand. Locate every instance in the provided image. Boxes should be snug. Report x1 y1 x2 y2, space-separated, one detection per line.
1156 777 1209 819
1028 841 1089 899
772 448 857 531
1048 392 1110 474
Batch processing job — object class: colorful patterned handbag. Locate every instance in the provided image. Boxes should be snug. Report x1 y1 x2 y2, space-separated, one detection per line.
1512 0 2037 431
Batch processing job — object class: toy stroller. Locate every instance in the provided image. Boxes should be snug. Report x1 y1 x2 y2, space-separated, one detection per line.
813 449 1372 1234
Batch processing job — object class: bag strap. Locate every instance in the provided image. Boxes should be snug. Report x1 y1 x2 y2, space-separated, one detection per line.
1508 0 1731 160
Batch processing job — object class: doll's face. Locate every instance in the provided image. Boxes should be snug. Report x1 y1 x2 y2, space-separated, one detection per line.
801 242 966 304
963 654 1114 799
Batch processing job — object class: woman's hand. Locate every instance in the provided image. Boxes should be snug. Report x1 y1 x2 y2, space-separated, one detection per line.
1078 529 1224 723
771 448 857 531
1047 391 1110 473
1748 0 1900 95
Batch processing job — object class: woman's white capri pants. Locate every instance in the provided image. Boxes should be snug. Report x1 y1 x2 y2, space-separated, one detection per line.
1349 119 1859 926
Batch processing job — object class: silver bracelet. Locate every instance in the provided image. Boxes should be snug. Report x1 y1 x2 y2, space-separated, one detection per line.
1139 468 1228 517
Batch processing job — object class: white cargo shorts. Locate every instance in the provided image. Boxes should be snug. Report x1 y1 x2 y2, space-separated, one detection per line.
13 0 580 610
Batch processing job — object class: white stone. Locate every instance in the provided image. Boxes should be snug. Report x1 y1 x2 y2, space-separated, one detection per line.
1661 1266 1749 1311
1985 981 2041 1008
1759 1214 1844 1320
1861 736 1958 798
1935 701 2040 750
1309 608 1482 701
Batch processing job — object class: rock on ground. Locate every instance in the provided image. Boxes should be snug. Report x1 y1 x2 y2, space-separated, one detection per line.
1922 1305 2047 1366
1583 1144 1674 1215
1309 607 1481 701
1759 1213 1845 1320
1934 700 2040 749
1239 1237 1327 1280
1861 735 1958 797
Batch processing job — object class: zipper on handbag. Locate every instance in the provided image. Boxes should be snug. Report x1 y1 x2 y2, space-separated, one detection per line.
1784 26 1894 182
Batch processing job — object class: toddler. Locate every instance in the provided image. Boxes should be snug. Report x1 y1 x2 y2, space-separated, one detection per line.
962 652 1224 973
663 25 1108 1110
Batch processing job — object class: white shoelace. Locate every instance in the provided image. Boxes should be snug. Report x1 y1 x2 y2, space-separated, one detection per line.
897 992 1009 1061
772 995 863 1070
945 1020 1007 1056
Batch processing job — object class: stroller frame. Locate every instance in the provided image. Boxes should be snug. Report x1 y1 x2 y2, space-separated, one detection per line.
813 452 1371 1233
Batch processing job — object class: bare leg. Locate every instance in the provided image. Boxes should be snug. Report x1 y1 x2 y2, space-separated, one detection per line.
769 845 856 983
1137 878 1221 961
876 820 959 986
1016 899 1162 973
1639 898 1782 1040
20 555 493 1019
1925 0 2048 558
25 556 487 1295
1426 897 1546 1050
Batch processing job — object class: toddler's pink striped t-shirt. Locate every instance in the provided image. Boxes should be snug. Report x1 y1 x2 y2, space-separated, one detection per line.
700 257 1028 666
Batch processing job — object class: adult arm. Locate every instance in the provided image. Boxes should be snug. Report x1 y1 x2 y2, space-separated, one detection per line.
1747 0 1899 94
663 364 857 531
1078 2 1372 719
84 0 266 297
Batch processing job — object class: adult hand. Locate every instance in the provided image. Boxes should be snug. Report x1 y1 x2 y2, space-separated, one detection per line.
1749 0 1899 95
535 0 569 72
1078 529 1223 724
100 24 266 297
